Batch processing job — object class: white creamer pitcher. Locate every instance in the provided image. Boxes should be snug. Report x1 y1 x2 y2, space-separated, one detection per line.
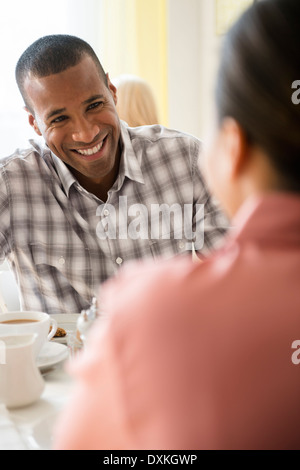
0 334 45 408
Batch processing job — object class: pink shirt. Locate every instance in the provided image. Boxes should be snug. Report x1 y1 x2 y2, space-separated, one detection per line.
53 193 300 450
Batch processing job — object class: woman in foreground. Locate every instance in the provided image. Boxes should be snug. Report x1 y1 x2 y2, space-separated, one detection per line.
53 0 300 450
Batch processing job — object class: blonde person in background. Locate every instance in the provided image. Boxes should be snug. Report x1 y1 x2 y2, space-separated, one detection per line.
112 74 159 127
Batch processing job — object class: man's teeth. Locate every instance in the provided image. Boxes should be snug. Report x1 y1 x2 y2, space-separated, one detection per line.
77 141 103 156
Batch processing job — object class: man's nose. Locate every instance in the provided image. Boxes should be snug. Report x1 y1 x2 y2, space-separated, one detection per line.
72 117 100 143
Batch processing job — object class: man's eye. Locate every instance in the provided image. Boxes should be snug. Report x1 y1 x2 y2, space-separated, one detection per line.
52 115 68 124
88 101 103 111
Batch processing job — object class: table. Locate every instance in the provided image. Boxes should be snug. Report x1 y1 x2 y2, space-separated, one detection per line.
0 358 73 450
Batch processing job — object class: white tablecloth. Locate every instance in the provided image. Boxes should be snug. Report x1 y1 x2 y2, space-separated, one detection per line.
0 360 73 450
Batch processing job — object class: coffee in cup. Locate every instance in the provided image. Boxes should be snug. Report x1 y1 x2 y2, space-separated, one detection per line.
0 311 57 357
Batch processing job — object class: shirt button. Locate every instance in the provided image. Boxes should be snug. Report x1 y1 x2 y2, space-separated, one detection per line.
116 257 123 265
58 256 65 266
178 242 185 250
103 209 110 216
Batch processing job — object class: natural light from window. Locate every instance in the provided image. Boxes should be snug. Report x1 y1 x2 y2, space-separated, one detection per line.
0 0 102 158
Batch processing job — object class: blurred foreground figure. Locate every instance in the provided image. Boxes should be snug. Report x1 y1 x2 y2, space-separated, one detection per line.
113 74 159 127
53 0 300 450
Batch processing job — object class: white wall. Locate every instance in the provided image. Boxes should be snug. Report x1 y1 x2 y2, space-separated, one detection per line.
167 0 222 141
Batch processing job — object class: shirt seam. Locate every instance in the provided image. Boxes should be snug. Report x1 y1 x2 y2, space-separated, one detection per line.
0 165 14 254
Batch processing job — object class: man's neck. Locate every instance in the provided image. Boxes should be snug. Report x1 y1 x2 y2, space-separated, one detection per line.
69 154 121 202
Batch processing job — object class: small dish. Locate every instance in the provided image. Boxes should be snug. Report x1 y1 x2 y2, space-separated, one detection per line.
50 314 80 344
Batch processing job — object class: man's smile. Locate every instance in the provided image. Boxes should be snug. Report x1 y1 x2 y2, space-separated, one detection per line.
71 135 108 160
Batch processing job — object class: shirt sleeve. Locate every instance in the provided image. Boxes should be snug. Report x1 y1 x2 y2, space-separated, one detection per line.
0 170 12 263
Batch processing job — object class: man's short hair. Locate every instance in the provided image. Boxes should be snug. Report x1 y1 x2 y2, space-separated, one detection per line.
15 34 108 111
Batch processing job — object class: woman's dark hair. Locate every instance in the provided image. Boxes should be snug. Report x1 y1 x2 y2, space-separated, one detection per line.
15 34 108 111
216 0 300 190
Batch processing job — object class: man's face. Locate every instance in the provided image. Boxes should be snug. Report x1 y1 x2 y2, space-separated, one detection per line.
24 55 121 188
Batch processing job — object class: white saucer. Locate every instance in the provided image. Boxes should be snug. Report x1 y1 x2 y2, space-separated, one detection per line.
36 341 69 372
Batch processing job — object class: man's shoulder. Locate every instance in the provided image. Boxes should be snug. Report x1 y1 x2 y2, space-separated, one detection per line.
0 139 51 171
122 123 202 167
124 122 201 146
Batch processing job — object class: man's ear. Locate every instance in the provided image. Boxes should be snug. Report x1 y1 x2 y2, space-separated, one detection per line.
220 117 249 179
106 73 118 106
25 107 42 136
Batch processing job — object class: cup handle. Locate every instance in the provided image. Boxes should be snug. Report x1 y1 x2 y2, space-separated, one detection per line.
48 318 58 340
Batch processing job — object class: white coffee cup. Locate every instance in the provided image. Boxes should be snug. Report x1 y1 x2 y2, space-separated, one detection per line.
0 311 57 358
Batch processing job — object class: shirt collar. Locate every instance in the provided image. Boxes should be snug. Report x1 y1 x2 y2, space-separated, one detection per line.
231 192 300 246
119 120 145 185
51 152 77 197
50 120 145 197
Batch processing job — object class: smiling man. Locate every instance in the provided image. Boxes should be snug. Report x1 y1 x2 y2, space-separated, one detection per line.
0 35 228 314
23 54 121 202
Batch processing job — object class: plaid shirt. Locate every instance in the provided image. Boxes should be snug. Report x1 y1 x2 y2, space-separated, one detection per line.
0 123 228 314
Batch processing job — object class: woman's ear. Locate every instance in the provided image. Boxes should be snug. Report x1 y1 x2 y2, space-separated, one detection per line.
25 108 42 136
220 117 249 179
